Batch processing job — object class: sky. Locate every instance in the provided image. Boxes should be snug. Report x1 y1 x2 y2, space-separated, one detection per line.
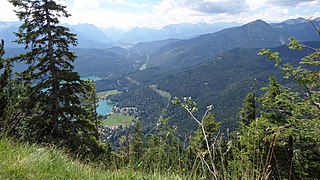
0 0 320 30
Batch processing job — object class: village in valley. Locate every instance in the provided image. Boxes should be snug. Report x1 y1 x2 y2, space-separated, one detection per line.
99 100 139 143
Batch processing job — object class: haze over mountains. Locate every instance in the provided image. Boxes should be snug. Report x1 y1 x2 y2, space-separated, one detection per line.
1 17 320 133
0 20 239 48
1 17 319 49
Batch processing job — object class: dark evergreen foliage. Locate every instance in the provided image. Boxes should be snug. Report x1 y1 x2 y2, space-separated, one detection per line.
239 92 256 125
190 113 220 153
0 39 15 137
0 39 8 134
130 121 143 163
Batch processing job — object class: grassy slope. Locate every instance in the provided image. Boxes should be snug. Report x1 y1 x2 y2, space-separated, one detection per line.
102 114 134 127
139 63 147 70
0 139 182 179
97 90 121 99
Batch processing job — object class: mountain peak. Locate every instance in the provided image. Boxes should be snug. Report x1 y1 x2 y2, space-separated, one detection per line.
241 19 271 30
248 19 269 26
72 23 100 31
282 17 307 25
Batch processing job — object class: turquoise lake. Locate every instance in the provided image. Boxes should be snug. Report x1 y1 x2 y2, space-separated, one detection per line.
81 76 112 115
96 99 114 116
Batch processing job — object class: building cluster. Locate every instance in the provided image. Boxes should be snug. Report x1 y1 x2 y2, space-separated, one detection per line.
111 106 138 116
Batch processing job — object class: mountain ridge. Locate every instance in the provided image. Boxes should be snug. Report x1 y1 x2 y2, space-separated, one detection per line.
146 19 285 68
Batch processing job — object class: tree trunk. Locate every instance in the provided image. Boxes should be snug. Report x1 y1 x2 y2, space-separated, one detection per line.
45 1 59 140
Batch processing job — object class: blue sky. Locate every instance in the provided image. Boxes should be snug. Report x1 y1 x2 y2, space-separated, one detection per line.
1 0 320 30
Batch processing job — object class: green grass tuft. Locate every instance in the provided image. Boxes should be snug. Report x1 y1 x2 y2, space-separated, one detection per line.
101 114 134 127
96 90 121 99
139 63 147 71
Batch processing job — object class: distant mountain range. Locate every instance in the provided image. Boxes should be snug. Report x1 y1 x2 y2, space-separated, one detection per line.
131 18 320 69
0 21 240 48
143 20 284 68
1 17 319 49
114 22 240 42
0 22 111 48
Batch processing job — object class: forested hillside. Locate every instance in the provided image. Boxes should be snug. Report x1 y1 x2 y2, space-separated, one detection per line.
109 42 319 133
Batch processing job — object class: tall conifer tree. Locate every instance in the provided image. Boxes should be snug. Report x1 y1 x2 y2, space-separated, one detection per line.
130 121 143 163
9 0 95 144
239 92 256 126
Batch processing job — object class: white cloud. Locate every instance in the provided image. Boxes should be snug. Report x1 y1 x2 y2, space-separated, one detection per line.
247 0 319 8
65 8 146 30
258 6 289 21
268 0 316 7
73 0 101 9
0 0 319 30
102 0 148 8
312 12 320 18
147 0 248 27
185 0 247 14
154 0 247 14
130 0 319 29
297 0 320 8
0 0 18 22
